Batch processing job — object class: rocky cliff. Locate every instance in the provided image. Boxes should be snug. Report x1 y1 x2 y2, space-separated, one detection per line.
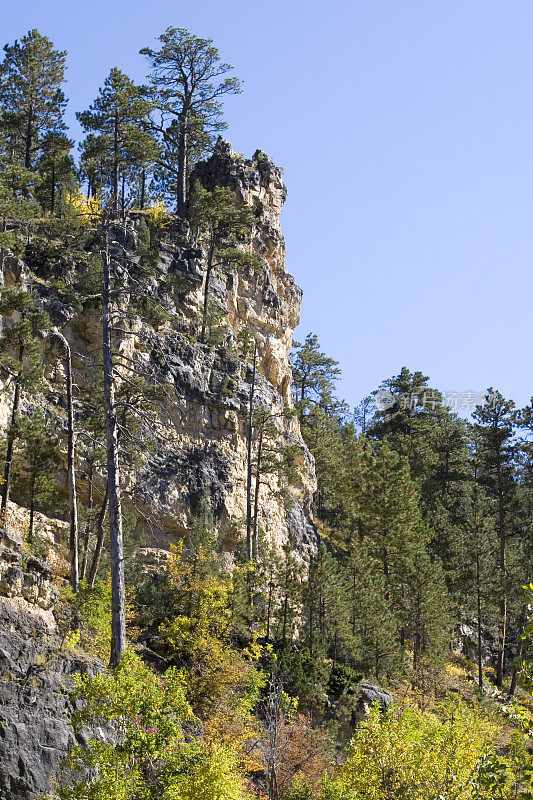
1 138 318 563
0 141 318 797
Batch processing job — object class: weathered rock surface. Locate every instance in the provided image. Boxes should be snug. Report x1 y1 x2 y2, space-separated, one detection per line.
452 613 517 670
356 682 393 718
1 138 318 562
0 597 101 799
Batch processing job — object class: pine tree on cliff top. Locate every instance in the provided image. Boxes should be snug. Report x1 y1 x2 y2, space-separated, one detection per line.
77 69 156 213
189 181 260 343
141 27 241 216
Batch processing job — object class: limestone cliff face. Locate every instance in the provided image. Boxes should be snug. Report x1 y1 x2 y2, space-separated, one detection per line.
0 139 318 563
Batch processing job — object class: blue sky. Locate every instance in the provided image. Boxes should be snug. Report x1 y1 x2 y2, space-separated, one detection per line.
4 1 533 411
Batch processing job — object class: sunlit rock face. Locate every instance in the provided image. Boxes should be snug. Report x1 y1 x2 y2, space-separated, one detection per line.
0 139 318 564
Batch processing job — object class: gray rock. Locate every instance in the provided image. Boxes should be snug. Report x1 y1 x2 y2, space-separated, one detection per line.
0 600 102 799
355 682 393 720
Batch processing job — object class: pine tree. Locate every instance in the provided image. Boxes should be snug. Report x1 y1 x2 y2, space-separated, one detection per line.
189 182 259 342
473 389 517 688
141 27 241 215
404 546 449 685
0 29 67 172
453 483 496 688
0 161 41 246
0 289 48 526
13 408 61 541
77 69 155 213
348 544 399 679
251 405 298 559
276 543 301 648
35 131 75 214
304 544 354 666
290 333 340 426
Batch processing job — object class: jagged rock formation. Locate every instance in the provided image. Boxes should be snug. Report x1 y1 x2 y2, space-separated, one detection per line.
1 138 317 563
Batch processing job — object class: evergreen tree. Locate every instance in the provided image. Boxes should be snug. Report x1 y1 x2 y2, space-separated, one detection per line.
290 333 340 425
141 27 241 215
404 547 449 685
0 162 40 247
13 408 61 541
189 182 259 342
35 131 75 214
0 289 48 525
0 29 67 172
77 69 155 213
348 544 399 679
473 389 517 688
453 483 497 688
303 544 355 667
251 405 298 560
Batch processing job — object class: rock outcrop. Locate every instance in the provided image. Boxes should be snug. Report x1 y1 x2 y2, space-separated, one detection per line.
1 139 318 563
0 596 101 799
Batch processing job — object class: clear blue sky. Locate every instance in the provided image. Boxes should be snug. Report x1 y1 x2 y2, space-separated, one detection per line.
4 1 533 411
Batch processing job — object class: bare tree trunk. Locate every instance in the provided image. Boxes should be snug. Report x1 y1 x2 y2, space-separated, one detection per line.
245 342 257 560
496 458 506 688
1 348 23 523
176 116 188 217
51 330 79 593
101 232 126 667
65 339 79 593
88 482 109 588
80 464 94 581
476 552 483 690
252 425 263 560
200 233 215 342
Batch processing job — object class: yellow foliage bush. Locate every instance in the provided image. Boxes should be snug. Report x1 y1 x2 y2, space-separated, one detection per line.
64 191 102 224
323 697 497 800
145 197 171 228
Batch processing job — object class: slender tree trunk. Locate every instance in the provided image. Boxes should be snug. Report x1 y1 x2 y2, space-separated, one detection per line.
1 347 23 522
121 172 125 215
200 233 216 342
28 455 36 542
80 464 94 581
176 115 188 217
509 606 527 698
101 232 126 666
245 342 257 560
24 107 33 171
65 338 79 593
266 568 273 641
87 482 109 588
52 331 79 593
298 378 306 425
140 168 146 210
252 425 263 559
113 113 119 214
50 160 56 215
496 457 507 688
476 552 483 689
